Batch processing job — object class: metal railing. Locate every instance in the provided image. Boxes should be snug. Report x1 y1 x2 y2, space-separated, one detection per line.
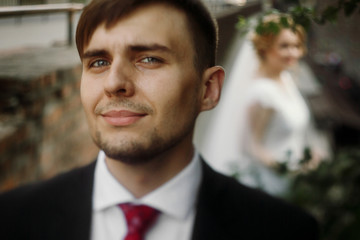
0 3 84 46
1 0 45 6
203 0 261 16
0 0 263 48
0 1 87 7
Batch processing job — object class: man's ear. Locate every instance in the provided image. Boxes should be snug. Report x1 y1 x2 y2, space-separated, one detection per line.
200 66 225 112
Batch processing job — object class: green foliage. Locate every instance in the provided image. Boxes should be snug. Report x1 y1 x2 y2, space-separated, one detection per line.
230 146 360 238
288 5 314 29
237 8 310 37
286 148 360 240
235 16 249 34
237 0 360 35
272 147 312 175
260 19 280 34
230 147 360 238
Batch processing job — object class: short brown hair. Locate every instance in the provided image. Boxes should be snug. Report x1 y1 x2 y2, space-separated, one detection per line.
251 14 307 60
76 0 218 73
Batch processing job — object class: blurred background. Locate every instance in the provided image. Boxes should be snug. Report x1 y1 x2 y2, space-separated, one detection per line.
0 0 359 239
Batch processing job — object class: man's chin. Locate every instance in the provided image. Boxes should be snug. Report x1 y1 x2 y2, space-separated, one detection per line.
103 148 155 165
94 136 167 165
93 128 187 165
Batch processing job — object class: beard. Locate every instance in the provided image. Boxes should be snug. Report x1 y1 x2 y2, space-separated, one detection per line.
93 121 195 165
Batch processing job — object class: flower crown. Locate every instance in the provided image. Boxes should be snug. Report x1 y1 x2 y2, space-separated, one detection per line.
236 8 311 36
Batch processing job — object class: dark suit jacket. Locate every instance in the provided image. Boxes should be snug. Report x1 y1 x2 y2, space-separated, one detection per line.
0 159 318 240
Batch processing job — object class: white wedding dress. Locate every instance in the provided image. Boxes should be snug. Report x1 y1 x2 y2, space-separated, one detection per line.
238 71 311 196
194 36 326 196
241 71 310 169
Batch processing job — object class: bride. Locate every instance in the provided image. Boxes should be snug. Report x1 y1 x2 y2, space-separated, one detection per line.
195 13 327 196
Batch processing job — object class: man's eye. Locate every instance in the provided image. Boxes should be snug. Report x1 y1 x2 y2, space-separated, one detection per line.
140 57 161 64
90 60 110 67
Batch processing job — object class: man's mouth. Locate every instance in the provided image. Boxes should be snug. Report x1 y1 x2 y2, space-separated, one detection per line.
101 110 147 126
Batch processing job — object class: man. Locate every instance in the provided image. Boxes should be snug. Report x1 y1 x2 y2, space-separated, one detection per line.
0 0 318 239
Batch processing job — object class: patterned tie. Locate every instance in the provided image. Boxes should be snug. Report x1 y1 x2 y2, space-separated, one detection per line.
119 203 160 240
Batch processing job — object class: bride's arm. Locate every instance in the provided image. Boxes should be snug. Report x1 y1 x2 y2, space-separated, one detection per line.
247 102 276 167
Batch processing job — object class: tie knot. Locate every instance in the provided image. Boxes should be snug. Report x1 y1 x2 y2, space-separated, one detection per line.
119 203 159 240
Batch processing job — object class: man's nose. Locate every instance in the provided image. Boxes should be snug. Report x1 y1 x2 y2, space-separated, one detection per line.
104 60 135 97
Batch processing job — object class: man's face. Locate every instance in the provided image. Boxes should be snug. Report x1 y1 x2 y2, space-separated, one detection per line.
80 4 203 163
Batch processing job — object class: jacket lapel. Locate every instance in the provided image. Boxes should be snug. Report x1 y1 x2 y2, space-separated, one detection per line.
191 159 229 240
57 161 96 240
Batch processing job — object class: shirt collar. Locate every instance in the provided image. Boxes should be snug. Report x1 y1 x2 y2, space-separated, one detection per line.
93 150 202 220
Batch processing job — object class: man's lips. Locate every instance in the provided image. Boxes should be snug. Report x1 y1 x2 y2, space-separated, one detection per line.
101 110 147 126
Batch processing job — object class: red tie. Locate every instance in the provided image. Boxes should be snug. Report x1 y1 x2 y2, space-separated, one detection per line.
119 203 160 240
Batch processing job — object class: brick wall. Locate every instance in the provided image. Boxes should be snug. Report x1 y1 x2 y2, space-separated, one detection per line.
0 47 98 192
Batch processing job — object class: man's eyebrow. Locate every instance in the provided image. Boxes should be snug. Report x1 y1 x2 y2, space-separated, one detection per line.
82 49 110 59
82 44 173 60
129 44 173 54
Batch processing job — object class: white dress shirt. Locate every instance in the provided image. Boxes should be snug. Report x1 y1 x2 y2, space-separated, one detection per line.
90 150 202 240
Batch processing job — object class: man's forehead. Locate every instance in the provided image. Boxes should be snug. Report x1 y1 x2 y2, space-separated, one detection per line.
85 4 192 55
87 25 177 53
100 3 188 34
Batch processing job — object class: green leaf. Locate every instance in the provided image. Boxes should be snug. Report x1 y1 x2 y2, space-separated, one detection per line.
280 16 290 27
288 6 314 30
235 16 247 30
322 6 340 23
255 24 265 35
267 21 281 34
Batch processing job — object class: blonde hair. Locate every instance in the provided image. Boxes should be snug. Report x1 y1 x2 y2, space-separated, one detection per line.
251 14 307 60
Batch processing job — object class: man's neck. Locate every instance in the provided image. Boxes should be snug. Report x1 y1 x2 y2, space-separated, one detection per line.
105 139 195 199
